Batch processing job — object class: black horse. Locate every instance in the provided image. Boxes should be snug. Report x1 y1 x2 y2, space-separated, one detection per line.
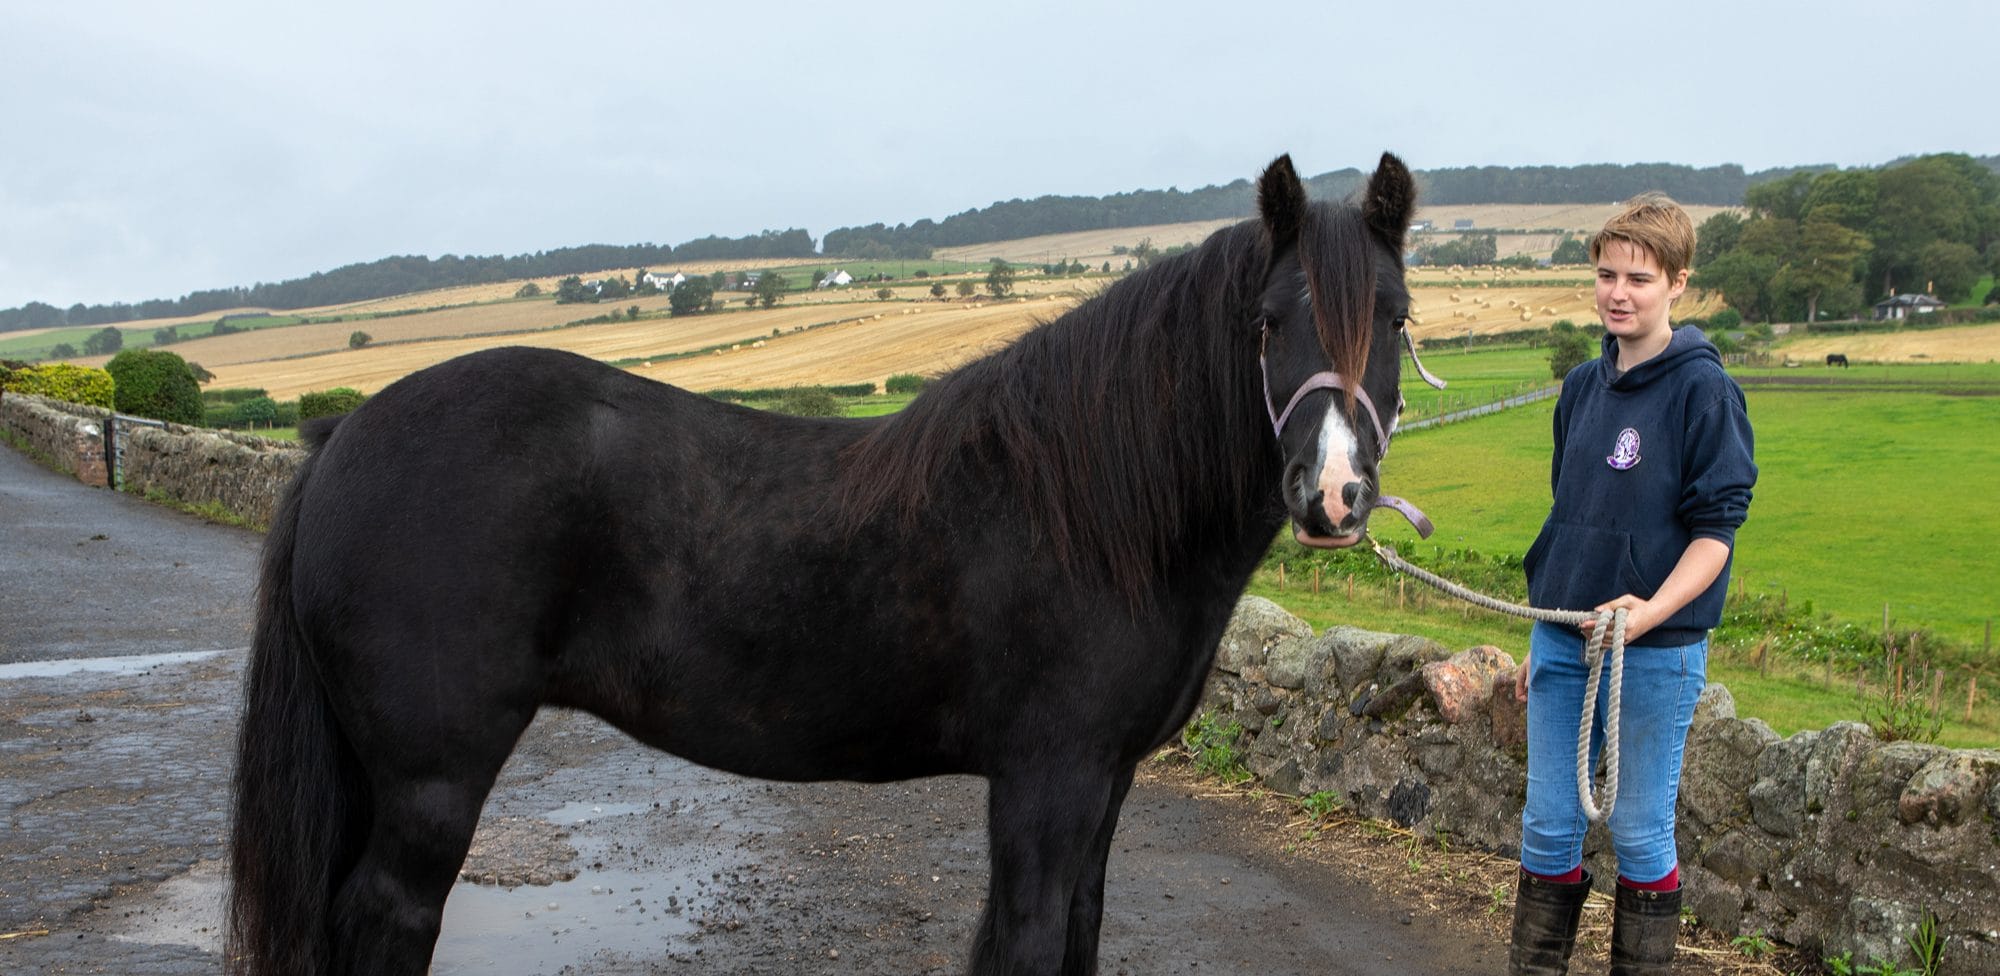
228 153 1420 976
1826 352 1849 367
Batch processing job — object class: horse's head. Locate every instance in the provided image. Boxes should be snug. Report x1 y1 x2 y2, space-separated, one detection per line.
1254 152 1425 549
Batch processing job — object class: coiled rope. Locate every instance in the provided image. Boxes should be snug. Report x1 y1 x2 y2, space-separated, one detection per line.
1367 536 1627 823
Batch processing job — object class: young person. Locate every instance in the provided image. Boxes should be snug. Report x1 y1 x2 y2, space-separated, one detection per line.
1507 195 1756 975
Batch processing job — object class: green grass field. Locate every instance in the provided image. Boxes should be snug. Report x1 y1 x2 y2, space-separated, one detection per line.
0 314 308 361
1398 344 1557 423
1364 387 2000 649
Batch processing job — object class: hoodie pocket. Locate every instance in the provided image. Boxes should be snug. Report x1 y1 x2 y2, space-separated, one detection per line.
1525 520 1647 611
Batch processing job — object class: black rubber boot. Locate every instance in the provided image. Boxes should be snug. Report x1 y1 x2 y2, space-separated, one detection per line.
1608 883 1681 975
1508 868 1592 975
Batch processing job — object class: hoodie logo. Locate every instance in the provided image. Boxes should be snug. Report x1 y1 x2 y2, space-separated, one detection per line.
1607 428 1641 470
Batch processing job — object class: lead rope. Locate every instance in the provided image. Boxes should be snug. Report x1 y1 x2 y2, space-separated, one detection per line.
1367 535 1626 824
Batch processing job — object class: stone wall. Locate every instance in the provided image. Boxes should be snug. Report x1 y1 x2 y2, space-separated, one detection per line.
116 421 304 528
0 392 303 527
1205 596 2000 971
0 393 110 487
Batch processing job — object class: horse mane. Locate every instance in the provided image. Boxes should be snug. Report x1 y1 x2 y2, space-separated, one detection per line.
833 198 1384 601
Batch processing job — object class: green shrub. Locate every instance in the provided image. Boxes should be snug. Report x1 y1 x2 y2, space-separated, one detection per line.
1548 330 1594 378
208 395 281 429
770 388 842 417
204 387 270 405
2 362 116 408
1709 308 1742 330
885 373 927 395
106 349 203 423
298 387 367 421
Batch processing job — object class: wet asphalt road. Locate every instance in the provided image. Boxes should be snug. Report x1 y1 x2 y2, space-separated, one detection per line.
0 441 1502 974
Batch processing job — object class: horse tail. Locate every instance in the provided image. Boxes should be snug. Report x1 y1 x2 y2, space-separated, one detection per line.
226 449 360 976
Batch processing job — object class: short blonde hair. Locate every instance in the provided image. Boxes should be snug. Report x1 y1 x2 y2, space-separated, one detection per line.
1589 193 1695 282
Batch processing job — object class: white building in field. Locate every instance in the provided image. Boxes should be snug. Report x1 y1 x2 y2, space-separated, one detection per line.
1871 293 1947 321
817 270 853 289
643 271 687 291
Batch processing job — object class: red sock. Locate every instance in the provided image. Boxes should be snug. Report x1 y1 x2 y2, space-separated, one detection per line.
1525 866 1584 884
1618 867 1679 892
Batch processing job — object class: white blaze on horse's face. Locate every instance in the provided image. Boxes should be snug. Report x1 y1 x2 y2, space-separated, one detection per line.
1308 394 1367 534
1298 284 1366 535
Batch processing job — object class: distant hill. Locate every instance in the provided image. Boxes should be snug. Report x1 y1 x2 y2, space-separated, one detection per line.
7 156 1995 334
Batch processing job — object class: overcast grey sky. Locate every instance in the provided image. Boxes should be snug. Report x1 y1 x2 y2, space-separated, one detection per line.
2 0 1992 311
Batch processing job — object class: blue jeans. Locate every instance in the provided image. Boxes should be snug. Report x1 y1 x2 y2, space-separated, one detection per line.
1520 621 1707 883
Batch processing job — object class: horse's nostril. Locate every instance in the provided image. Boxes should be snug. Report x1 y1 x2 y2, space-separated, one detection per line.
1341 481 1363 510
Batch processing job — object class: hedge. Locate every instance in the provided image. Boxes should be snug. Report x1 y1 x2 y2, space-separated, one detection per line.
1 362 116 409
704 383 877 402
298 387 367 421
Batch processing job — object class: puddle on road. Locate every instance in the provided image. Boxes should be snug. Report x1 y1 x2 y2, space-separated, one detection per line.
430 799 735 974
542 800 651 824
0 649 226 680
433 864 703 975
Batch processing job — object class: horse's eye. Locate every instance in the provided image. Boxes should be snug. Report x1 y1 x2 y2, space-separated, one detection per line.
1392 315 1409 331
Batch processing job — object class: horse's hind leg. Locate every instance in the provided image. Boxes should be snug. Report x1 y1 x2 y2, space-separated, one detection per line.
971 762 1128 976
1061 763 1136 976
326 701 537 976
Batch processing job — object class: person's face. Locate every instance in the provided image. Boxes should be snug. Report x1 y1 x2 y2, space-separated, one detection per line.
1595 239 1688 343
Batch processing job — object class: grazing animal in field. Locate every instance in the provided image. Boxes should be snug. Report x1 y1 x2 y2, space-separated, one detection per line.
228 153 1425 976
1826 353 1849 367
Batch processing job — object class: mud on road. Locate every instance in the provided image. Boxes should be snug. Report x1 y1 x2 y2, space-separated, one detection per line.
3 442 1512 975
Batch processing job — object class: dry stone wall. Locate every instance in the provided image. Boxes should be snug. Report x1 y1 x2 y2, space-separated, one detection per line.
1 392 303 527
1 393 111 487
1205 596 2000 971
115 422 304 528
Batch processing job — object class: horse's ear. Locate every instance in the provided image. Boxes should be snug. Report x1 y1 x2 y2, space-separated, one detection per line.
1258 154 1307 251
1362 151 1417 249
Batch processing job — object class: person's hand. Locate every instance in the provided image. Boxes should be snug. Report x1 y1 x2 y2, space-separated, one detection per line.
1514 653 1530 703
1581 594 1660 644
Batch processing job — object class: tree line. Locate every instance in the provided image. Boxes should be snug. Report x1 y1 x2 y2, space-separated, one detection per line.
816 161 1855 259
1693 154 2000 323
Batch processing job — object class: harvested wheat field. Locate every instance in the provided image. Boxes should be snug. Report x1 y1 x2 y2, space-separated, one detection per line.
1777 323 2000 364
205 297 1071 399
77 296 683 370
631 297 1076 392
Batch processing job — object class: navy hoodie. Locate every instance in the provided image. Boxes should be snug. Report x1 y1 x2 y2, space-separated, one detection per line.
1523 326 1756 646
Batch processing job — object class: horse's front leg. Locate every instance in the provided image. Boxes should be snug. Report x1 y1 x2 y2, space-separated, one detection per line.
1062 763 1136 976
971 761 1126 976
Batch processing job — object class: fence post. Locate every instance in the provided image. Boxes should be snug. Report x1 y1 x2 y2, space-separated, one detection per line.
103 413 118 490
